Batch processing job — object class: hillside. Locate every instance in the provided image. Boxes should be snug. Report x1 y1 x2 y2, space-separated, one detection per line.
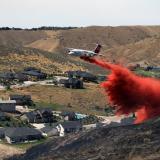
9 118 160 160
0 30 46 48
26 26 160 52
104 36 160 65
1 26 160 74
0 144 23 159
0 84 107 115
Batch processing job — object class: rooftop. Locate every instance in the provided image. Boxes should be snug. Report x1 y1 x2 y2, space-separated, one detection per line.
5 127 42 137
0 100 16 104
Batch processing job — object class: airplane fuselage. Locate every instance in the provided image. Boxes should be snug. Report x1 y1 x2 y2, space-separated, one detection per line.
68 49 97 57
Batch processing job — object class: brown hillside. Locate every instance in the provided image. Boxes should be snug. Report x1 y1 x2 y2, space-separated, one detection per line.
1 26 160 73
0 30 47 47
59 26 152 50
10 118 160 160
0 144 23 159
57 26 160 52
104 36 160 65
26 31 60 52
26 26 160 53
0 84 107 115
25 26 160 68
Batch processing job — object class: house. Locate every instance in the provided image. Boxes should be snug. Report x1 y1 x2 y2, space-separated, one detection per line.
64 78 83 89
0 128 5 139
0 72 28 84
14 73 28 82
97 75 106 82
21 108 54 123
0 112 8 121
16 105 28 113
53 76 68 86
5 127 43 144
40 126 59 137
0 100 16 113
52 111 61 117
0 72 15 81
22 68 47 81
59 121 82 134
66 71 97 83
75 113 87 120
9 94 33 106
24 67 41 72
61 111 76 121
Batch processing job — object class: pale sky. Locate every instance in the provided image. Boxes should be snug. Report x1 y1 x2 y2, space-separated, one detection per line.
0 0 160 28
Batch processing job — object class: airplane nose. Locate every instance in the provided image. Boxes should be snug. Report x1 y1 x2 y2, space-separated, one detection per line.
69 52 74 55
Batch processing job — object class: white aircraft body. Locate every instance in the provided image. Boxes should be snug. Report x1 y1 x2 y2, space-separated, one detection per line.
67 44 102 57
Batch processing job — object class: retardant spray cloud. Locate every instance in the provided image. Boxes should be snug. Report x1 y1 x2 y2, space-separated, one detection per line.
81 57 160 123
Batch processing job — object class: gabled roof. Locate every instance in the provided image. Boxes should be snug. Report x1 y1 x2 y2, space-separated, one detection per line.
14 73 28 81
61 111 75 117
41 126 58 134
0 72 28 81
5 127 42 138
0 128 5 137
0 112 7 117
24 111 38 120
0 72 15 79
37 108 53 114
61 121 82 129
23 108 53 121
0 128 5 133
22 71 46 77
0 100 16 104
24 67 41 72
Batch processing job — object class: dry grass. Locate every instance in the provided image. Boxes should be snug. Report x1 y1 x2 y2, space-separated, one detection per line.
1 26 160 74
26 31 60 52
0 143 24 159
0 52 85 74
104 37 160 66
0 83 107 115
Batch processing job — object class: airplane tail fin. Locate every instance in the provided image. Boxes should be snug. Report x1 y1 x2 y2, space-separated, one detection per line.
94 44 102 54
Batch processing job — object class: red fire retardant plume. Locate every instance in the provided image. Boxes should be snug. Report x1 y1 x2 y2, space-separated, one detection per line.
81 57 160 123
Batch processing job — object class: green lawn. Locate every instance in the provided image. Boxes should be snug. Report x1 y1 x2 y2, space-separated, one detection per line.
135 69 160 78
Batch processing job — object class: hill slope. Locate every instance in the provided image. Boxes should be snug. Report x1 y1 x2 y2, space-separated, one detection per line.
104 37 160 65
1 26 160 73
10 118 160 160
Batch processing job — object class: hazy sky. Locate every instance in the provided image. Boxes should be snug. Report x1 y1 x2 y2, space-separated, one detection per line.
0 0 160 28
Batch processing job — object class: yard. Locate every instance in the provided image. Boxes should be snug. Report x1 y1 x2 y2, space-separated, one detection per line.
0 83 108 115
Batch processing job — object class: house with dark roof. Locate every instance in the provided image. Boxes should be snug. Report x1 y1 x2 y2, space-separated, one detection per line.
24 67 41 72
66 71 97 83
21 108 54 123
64 78 83 89
0 128 5 139
5 127 43 143
9 94 33 106
40 127 59 137
22 68 47 81
0 112 8 121
14 73 28 82
60 121 82 133
0 72 28 84
0 72 15 81
0 100 16 113
61 111 76 121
